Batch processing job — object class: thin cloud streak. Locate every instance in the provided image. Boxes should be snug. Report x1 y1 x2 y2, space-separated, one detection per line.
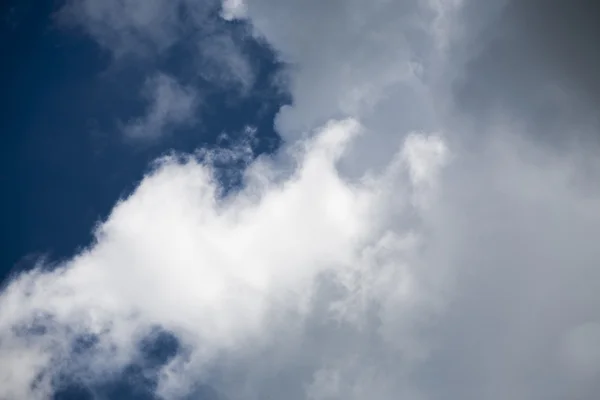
122 73 198 141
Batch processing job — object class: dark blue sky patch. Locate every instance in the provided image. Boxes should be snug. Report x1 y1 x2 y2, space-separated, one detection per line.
52 328 183 400
0 0 288 282
53 364 157 400
11 310 55 338
53 384 95 400
138 327 181 369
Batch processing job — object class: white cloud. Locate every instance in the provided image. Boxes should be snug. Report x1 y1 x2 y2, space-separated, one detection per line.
122 73 197 140
3 0 600 399
221 0 248 21
0 120 449 398
5 116 600 399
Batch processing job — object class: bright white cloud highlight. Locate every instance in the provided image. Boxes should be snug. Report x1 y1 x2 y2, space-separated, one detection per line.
221 0 247 21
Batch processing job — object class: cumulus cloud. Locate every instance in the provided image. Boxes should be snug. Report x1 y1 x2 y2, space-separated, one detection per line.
0 120 450 399
122 73 197 141
3 0 600 399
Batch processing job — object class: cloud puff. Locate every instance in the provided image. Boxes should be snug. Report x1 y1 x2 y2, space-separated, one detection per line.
122 73 198 141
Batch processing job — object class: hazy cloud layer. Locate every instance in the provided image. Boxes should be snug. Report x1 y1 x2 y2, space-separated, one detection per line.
2 0 600 399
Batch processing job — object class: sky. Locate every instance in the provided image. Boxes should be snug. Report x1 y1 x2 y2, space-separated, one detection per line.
1 0 600 399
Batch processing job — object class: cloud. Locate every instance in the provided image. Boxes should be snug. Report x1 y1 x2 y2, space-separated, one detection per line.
0 120 450 398
451 0 600 144
122 73 197 141
3 0 600 399
213 1 600 398
412 127 600 400
221 0 247 21
4 120 600 399
229 0 458 141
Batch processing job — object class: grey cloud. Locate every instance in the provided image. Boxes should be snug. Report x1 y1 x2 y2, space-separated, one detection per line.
240 0 442 138
505 0 600 108
411 132 600 400
233 1 600 399
452 0 600 144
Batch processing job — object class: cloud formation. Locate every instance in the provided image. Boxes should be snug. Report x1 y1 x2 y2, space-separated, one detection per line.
2 0 600 399
0 120 450 399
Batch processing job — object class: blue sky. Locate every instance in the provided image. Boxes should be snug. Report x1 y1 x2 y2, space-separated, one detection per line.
1 0 284 274
2 3 284 396
2 1 600 399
